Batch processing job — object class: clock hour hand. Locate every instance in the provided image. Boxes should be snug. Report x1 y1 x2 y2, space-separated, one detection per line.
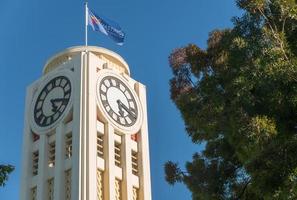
117 100 136 119
50 98 67 112
117 100 125 117
51 98 68 103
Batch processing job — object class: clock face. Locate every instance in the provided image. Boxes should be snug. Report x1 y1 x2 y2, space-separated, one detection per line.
33 76 71 127
98 76 139 127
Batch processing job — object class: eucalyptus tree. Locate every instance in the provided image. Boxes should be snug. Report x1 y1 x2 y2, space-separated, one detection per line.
165 0 297 199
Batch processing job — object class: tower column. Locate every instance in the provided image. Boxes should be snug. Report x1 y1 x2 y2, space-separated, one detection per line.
72 53 84 200
86 52 98 200
104 124 116 200
53 124 65 200
37 135 48 200
136 83 152 200
20 86 35 200
122 135 133 200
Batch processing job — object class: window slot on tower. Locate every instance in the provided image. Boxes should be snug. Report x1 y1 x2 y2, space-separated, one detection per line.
132 187 139 200
131 133 138 142
114 142 122 167
131 150 138 176
96 169 104 200
65 169 71 200
32 151 39 176
32 132 40 142
48 178 54 200
97 132 104 158
64 109 73 124
65 133 72 159
115 179 122 200
31 186 37 200
48 141 55 168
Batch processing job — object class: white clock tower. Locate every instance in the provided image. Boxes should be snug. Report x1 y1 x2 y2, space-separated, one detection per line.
20 46 152 200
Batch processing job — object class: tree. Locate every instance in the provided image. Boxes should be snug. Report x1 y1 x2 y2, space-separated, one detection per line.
0 164 14 187
165 0 297 199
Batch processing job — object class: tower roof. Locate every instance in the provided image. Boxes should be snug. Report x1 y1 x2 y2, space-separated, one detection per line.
43 46 130 75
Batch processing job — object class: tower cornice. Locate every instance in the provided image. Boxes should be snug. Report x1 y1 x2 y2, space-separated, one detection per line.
43 46 130 76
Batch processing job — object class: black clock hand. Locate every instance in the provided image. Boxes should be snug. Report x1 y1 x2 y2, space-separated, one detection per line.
117 100 125 117
117 100 136 119
50 98 68 112
51 98 68 103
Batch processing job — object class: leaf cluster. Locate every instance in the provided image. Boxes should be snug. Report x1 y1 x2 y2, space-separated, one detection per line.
0 164 14 187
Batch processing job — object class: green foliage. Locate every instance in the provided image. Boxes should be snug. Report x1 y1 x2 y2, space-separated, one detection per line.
164 161 183 185
0 165 14 187
165 0 297 199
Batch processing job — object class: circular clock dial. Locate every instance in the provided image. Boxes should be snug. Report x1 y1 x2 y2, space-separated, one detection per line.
99 76 138 127
34 76 71 127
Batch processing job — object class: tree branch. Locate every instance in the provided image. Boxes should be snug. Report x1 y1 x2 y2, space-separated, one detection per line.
235 179 251 200
257 8 289 60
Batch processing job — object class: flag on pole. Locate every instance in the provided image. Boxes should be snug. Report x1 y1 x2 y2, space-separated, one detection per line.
88 8 125 45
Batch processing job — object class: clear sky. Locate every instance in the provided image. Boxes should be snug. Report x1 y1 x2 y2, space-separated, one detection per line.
0 0 241 199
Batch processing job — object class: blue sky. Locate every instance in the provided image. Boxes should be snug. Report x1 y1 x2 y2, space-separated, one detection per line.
0 0 241 199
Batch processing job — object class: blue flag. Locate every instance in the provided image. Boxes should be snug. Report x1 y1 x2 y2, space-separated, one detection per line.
88 9 125 45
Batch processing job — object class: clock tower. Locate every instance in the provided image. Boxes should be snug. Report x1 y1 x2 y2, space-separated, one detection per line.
20 46 152 200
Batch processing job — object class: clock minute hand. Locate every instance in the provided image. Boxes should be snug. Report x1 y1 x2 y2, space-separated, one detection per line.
117 100 136 119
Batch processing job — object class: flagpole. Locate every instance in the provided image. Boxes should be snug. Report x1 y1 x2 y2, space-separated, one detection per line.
85 1 88 46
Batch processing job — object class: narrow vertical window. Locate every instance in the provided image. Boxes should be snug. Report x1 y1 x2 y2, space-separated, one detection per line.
114 142 121 167
115 179 122 200
32 151 39 176
131 133 138 142
96 169 104 200
132 187 139 200
48 178 54 200
32 132 40 142
65 169 71 200
97 133 104 158
48 142 55 167
31 186 37 200
64 111 73 124
131 150 138 176
65 133 72 159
